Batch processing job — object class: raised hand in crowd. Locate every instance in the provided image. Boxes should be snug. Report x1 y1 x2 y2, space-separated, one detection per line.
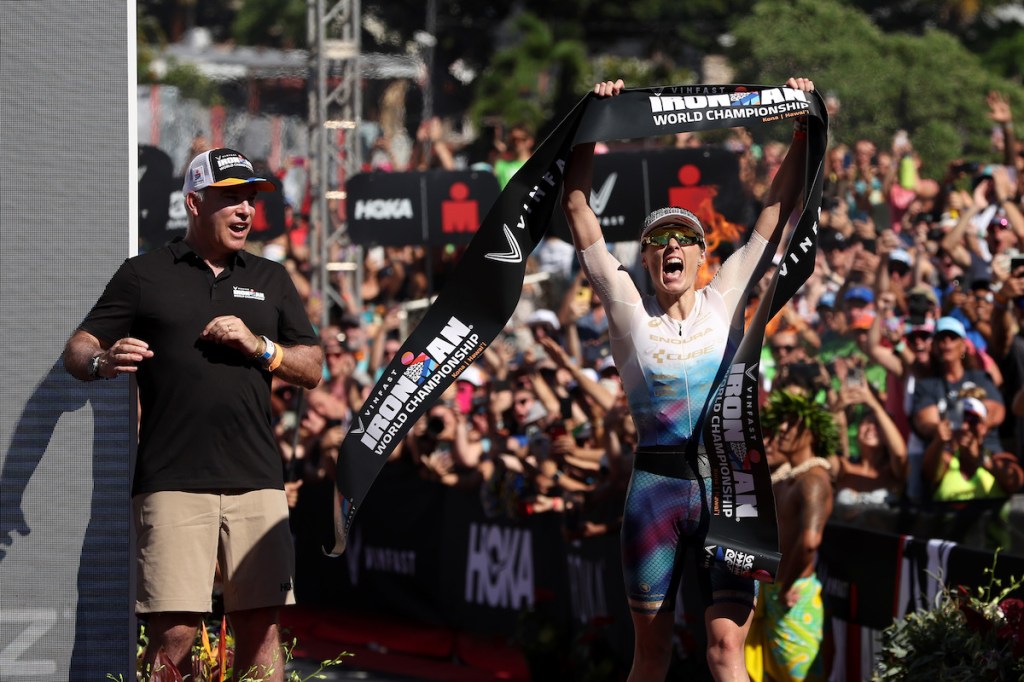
987 90 1018 167
993 165 1024 240
847 243 880 289
831 378 905 481
367 304 404 378
778 302 822 350
410 116 455 171
537 335 616 413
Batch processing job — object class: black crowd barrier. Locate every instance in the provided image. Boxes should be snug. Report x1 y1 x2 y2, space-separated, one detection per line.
291 463 1024 678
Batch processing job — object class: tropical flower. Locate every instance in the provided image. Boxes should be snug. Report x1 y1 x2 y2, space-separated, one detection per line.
871 552 1024 681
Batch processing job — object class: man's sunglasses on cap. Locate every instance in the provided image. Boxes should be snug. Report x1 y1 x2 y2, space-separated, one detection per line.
641 227 704 248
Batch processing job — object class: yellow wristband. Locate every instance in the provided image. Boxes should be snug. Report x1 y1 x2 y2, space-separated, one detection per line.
267 343 284 372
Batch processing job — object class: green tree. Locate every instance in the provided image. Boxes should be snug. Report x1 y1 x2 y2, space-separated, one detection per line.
232 0 307 48
136 3 223 106
136 6 166 85
517 0 752 71
469 11 588 135
729 0 1024 179
978 28 1024 83
845 0 1005 35
161 62 225 106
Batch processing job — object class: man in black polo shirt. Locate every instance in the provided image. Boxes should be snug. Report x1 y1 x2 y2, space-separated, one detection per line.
63 148 322 681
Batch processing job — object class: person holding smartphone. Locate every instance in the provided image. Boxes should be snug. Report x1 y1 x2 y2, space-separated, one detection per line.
911 317 1006 497
923 394 1023 501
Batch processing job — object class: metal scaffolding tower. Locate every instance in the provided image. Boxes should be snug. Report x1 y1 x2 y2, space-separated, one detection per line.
308 0 362 332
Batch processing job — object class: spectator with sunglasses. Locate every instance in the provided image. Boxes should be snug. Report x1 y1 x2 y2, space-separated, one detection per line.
562 76 816 682
762 327 814 401
768 329 807 368
911 317 1006 495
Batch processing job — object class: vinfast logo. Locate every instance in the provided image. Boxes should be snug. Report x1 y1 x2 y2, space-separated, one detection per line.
465 523 534 609
354 197 414 220
777 231 817 278
345 529 417 586
359 316 481 455
647 87 809 126
590 173 617 215
591 173 626 228
485 224 523 263
485 160 562 264
707 363 759 520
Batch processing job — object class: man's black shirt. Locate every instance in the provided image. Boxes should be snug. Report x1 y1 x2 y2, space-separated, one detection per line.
80 238 318 495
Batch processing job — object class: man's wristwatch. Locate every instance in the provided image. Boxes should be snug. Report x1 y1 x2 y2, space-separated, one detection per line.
87 353 104 380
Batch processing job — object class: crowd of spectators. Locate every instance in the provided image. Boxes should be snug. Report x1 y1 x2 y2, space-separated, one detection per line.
244 88 1024 555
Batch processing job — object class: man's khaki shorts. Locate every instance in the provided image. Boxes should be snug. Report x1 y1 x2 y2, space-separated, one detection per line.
133 489 296 614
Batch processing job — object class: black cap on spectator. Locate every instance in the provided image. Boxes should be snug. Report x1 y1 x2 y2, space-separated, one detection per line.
338 313 361 329
819 229 848 251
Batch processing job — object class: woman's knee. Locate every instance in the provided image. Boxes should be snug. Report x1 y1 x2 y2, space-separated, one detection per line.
706 628 746 666
631 609 675 671
705 603 753 668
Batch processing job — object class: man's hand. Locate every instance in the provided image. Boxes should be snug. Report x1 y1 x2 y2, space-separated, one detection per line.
284 479 303 508
200 315 260 357
97 336 154 378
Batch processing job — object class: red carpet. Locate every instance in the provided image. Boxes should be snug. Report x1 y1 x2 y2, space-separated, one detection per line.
281 604 531 681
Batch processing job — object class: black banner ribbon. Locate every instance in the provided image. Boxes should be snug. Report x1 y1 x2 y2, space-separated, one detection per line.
331 84 828 582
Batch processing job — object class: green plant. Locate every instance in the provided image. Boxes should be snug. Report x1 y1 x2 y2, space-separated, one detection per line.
106 618 351 682
871 551 1024 681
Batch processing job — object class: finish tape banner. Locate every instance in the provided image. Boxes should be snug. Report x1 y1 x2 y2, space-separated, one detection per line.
697 117 827 581
331 84 828 578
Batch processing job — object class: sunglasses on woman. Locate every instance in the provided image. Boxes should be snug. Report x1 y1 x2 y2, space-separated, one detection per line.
641 227 703 248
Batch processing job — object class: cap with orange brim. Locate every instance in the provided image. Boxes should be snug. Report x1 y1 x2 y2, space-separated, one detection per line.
183 147 276 194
